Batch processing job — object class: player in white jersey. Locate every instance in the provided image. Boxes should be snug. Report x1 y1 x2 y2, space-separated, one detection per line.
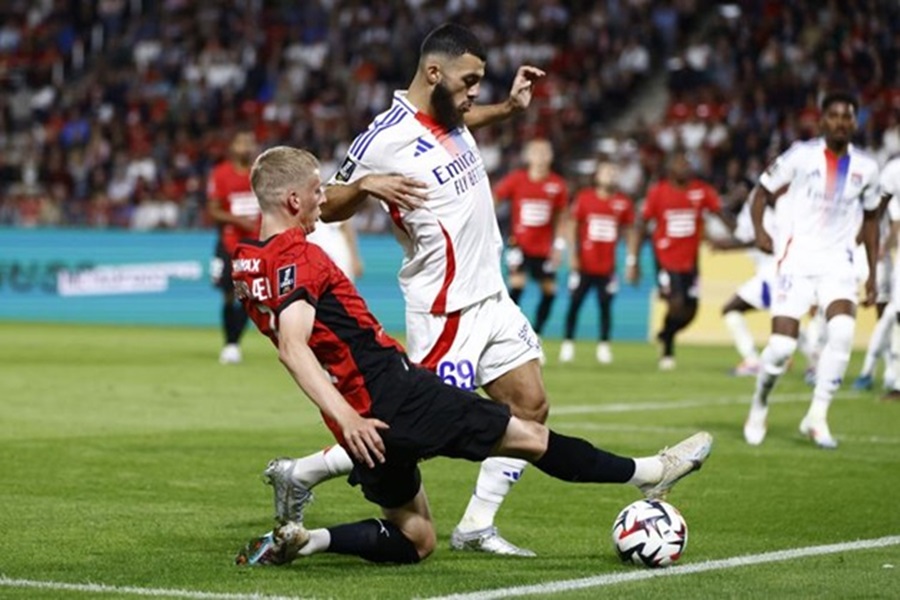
877 157 900 401
259 24 549 556
716 185 783 376
744 91 881 449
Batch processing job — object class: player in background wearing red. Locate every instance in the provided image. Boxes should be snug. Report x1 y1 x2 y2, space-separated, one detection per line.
559 159 634 364
494 138 569 338
207 131 260 364
230 145 713 566
626 150 725 370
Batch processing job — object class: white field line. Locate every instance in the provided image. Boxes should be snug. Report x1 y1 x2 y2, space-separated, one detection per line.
0 576 306 600
423 535 900 600
549 393 812 415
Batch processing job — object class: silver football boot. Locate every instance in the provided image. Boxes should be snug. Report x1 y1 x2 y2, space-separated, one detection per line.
262 457 314 524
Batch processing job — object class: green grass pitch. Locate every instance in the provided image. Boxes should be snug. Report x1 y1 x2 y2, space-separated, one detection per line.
0 322 897 599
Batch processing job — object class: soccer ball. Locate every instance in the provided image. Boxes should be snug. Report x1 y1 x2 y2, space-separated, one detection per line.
611 499 687 568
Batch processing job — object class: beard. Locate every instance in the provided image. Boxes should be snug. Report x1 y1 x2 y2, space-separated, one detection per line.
430 82 464 130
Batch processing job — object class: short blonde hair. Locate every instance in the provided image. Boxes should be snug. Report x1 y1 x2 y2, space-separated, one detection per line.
250 146 319 211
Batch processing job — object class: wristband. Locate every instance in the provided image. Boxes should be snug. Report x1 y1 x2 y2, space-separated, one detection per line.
553 237 567 251
625 254 637 267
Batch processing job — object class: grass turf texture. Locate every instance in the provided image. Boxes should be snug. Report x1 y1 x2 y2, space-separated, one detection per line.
0 322 897 599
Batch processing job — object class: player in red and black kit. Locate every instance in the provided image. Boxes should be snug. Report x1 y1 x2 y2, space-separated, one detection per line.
207 131 260 364
230 146 712 566
627 151 724 370
494 138 569 336
560 160 635 365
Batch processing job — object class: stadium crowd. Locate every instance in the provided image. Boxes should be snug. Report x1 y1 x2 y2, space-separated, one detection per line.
1 0 898 231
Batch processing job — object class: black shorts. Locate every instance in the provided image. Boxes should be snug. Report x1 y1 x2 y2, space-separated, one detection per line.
505 246 556 281
348 356 512 509
657 268 699 303
211 241 234 292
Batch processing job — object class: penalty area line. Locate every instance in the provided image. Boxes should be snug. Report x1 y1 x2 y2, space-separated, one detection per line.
0 576 306 600
422 535 900 600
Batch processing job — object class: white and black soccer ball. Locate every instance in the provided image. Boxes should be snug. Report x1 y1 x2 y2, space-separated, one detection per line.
611 499 687 568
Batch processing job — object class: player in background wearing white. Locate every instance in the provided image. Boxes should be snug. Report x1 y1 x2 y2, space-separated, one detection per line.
744 92 880 449
307 220 363 282
260 24 549 557
852 203 896 390
713 185 783 376
876 156 900 401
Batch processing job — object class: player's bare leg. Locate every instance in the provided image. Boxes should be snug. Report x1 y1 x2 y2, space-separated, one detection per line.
722 295 760 376
450 359 547 557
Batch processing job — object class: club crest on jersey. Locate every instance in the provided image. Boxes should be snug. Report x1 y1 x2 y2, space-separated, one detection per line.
335 157 357 182
851 173 862 186
277 264 296 297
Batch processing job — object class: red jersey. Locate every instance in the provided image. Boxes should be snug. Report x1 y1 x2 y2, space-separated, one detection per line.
207 161 261 253
232 229 405 445
642 179 720 272
572 189 635 276
494 169 568 257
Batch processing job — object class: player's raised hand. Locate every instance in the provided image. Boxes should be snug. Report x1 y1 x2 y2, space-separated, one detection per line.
340 413 389 468
361 174 428 211
507 66 546 111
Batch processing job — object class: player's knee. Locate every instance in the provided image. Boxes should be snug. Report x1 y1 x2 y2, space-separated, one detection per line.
767 334 798 365
411 526 436 560
826 314 855 356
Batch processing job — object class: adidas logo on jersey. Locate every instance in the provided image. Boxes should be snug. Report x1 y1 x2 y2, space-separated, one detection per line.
414 137 434 157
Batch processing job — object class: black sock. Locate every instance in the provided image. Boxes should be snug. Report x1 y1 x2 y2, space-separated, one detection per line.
327 519 421 564
509 287 523 305
223 302 248 345
533 430 635 483
535 292 556 335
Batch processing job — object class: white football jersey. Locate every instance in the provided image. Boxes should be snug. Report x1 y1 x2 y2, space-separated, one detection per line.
329 91 505 314
734 198 776 276
759 138 880 275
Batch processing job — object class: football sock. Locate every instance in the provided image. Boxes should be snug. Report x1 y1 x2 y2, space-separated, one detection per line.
753 334 797 409
889 313 900 391
802 311 826 369
224 301 248 344
534 292 556 335
724 310 758 362
532 431 635 483
326 519 421 564
599 293 612 341
564 283 588 339
860 307 893 377
627 456 664 487
509 287 523 305
298 528 330 556
456 457 527 532
809 315 854 421
291 445 353 488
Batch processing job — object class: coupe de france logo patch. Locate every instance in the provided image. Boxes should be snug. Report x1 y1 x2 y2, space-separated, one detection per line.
277 264 296 297
335 157 357 182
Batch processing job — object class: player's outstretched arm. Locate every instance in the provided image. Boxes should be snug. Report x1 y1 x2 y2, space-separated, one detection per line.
464 66 546 130
861 208 880 307
278 300 388 467
323 175 428 222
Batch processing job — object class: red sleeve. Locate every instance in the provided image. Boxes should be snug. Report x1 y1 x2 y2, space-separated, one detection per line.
206 165 225 202
493 171 517 202
555 177 570 210
621 196 636 226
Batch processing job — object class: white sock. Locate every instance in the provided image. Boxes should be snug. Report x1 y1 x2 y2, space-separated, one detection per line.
456 457 527 532
724 310 758 362
861 308 894 377
297 528 331 556
802 312 826 369
291 445 354 488
889 317 900 390
627 456 664 487
809 315 855 422
753 334 796 410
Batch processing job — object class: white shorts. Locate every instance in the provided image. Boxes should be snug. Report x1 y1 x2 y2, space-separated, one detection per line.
405 291 542 390
771 271 858 319
736 273 773 310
